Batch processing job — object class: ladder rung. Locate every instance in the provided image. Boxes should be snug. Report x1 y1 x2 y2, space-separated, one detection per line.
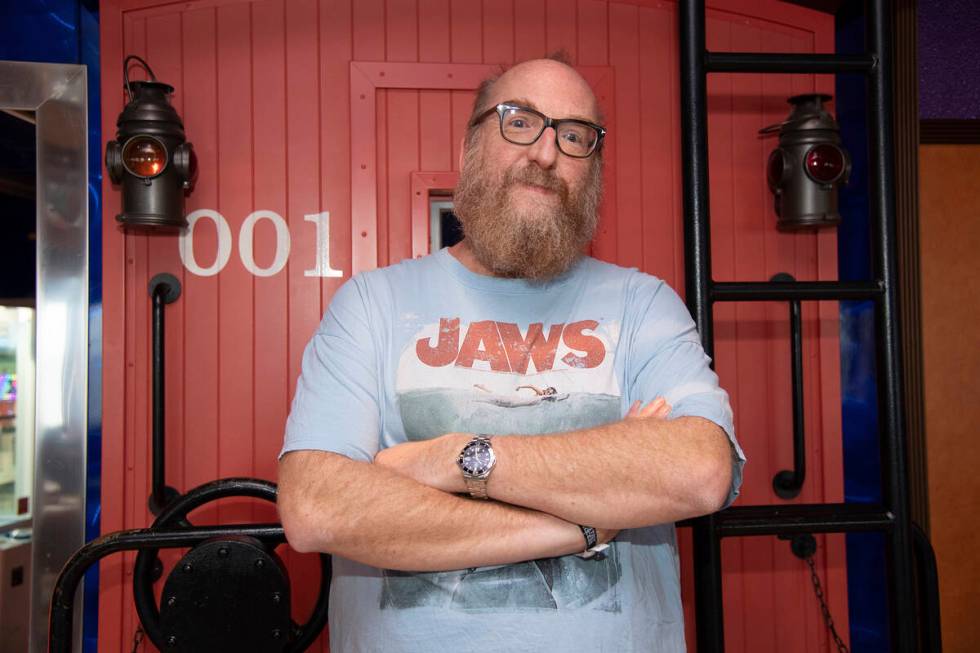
711 280 884 302
705 52 877 74
705 503 895 537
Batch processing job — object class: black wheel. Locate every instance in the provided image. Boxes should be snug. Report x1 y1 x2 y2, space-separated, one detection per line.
132 477 330 652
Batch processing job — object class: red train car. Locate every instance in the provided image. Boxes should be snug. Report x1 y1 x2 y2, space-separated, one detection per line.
97 0 846 650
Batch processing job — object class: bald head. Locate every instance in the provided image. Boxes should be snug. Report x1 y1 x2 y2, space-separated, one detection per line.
466 58 603 148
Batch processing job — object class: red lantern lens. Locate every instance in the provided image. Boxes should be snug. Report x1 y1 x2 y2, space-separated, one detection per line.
804 144 844 184
123 137 168 178
767 150 785 188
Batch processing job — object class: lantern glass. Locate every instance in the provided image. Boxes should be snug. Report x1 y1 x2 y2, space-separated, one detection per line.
122 136 168 178
804 144 845 184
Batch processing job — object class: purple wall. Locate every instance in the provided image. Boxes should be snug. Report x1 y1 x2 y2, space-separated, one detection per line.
919 0 980 119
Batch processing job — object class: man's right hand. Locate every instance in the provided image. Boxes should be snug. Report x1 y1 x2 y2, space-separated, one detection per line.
626 397 672 420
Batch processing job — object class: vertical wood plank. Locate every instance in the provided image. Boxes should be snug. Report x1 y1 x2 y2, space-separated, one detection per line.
351 2 384 275
376 90 390 265
450 0 481 63
609 2 641 270
386 0 418 62
287 2 330 644
98 0 127 645
514 0 546 61
285 0 323 398
591 71 616 262
353 0 385 61
122 17 151 647
215 0 255 525
729 18 778 653
420 90 453 171
146 12 186 499
638 6 675 282
482 0 515 64
144 8 189 612
576 0 607 66
386 89 419 263
252 0 288 496
763 24 807 650
546 0 577 60
318 0 353 325
180 6 220 514
418 0 450 62
450 89 474 171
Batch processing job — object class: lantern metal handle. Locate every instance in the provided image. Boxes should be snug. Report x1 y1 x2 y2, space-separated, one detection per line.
123 54 157 104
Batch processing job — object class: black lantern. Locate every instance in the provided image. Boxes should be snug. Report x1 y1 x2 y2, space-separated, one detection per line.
106 56 197 229
761 94 850 231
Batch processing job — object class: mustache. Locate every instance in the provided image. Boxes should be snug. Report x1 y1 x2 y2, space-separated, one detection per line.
503 164 569 199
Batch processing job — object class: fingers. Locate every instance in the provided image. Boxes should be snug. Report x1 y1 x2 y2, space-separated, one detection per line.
626 397 672 420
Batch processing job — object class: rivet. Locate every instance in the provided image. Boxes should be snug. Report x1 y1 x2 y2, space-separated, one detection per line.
218 546 229 557
361 231 368 237
379 71 385 77
166 596 177 607
272 592 281 604
255 558 265 569
361 163 367 169
182 563 192 573
167 635 177 646
271 628 282 639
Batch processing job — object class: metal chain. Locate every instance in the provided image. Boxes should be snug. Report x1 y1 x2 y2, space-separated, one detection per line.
129 625 145 653
804 555 850 653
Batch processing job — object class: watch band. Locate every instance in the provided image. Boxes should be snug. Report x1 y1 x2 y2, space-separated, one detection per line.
579 525 598 549
577 525 609 560
463 476 490 500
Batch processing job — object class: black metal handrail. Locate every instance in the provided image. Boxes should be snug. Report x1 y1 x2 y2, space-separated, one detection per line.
705 52 877 74
148 273 181 514
771 274 806 500
711 280 883 302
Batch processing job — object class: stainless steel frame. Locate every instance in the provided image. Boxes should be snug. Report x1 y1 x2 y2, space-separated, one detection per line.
0 60 89 653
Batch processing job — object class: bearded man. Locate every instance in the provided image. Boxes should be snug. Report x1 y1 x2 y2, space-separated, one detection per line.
278 56 745 652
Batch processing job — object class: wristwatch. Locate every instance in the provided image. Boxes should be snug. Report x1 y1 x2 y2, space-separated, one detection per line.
456 435 496 499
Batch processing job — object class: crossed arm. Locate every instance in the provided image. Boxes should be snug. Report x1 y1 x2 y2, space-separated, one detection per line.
372 408 733 530
277 399 733 571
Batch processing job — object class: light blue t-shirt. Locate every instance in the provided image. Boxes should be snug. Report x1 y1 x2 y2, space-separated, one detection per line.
282 247 745 653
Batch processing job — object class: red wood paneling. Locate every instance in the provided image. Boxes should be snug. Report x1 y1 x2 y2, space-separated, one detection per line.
99 1 844 651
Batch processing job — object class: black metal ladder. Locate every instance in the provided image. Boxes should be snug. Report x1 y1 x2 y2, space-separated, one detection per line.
677 0 915 650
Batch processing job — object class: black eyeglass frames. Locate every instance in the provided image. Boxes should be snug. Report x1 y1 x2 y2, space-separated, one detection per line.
470 103 606 158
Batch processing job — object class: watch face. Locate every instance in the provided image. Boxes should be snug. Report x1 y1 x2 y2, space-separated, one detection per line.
458 440 495 476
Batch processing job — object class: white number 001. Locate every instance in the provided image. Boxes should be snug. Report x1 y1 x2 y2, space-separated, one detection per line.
178 209 343 278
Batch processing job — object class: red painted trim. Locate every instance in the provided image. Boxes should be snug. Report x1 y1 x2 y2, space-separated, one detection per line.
410 171 459 258
98 0 128 648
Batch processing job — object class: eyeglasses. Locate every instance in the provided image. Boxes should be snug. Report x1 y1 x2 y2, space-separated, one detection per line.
470 103 606 158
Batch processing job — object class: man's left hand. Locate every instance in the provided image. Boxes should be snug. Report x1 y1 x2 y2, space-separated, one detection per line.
373 433 471 494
